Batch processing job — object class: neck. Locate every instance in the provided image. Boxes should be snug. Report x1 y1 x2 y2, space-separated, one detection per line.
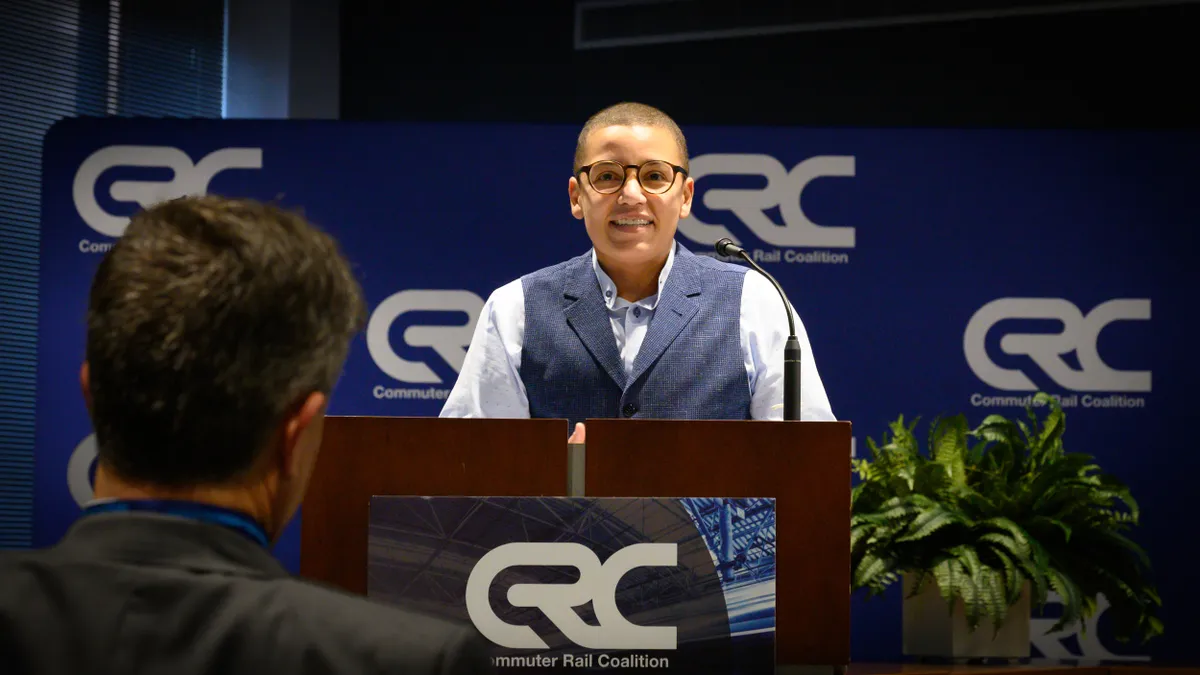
92 463 277 535
600 251 668 302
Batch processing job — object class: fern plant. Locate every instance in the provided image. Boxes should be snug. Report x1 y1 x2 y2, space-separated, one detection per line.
850 392 1163 644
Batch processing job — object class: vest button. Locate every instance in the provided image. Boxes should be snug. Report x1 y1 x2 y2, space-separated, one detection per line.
622 403 638 417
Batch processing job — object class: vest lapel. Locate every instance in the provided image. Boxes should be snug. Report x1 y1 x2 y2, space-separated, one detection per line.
563 255 627 389
628 247 702 385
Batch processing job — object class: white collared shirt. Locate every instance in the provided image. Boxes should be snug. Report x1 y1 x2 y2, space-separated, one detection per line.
595 245 675 380
440 246 835 421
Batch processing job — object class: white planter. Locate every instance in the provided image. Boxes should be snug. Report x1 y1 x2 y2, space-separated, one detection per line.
902 572 1031 660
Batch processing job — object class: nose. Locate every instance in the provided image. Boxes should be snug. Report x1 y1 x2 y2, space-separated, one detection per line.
618 168 647 204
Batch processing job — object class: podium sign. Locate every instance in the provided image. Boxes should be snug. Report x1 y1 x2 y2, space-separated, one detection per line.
367 496 776 673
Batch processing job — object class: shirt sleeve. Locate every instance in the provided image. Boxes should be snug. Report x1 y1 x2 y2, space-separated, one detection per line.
439 278 529 418
739 270 836 421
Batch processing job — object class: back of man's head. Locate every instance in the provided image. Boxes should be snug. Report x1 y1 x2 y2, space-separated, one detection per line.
84 195 366 489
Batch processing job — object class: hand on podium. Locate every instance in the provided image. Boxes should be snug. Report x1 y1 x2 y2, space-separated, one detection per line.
568 422 585 444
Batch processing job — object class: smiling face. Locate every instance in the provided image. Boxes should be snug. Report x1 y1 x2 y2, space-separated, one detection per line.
568 124 694 273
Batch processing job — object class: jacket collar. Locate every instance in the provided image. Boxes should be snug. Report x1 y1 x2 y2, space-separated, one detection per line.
562 241 703 389
56 511 289 579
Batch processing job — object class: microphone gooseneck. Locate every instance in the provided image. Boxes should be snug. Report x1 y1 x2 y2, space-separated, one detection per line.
715 238 803 421
715 238 795 337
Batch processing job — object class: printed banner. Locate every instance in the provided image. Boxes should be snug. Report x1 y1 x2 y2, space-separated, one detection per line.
367 496 775 673
36 118 1198 662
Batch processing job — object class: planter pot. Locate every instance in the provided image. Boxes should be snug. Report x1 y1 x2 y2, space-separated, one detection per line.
902 572 1030 660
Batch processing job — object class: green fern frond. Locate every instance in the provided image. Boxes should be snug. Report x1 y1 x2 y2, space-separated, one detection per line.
978 518 1033 558
980 546 1025 606
976 566 1008 633
933 558 964 608
1016 419 1033 449
1036 400 1065 452
850 524 874 552
1026 537 1052 605
912 462 952 498
853 554 892 590
972 415 1017 445
1045 569 1088 634
850 392 1162 644
896 506 961 543
977 532 1025 564
1028 515 1072 544
932 416 969 488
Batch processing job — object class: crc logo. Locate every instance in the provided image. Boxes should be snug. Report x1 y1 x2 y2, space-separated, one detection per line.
67 433 99 507
366 289 484 384
964 298 1151 392
73 145 263 237
465 542 678 650
679 153 856 249
1030 592 1149 661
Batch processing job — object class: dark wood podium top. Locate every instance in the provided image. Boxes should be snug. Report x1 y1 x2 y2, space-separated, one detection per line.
846 664 1199 675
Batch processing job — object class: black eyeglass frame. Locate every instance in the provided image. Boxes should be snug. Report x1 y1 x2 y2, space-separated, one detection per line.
576 160 689 195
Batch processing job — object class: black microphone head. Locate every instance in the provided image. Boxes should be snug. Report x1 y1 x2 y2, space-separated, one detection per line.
715 238 740 257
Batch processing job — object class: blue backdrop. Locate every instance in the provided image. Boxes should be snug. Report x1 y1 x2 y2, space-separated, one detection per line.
36 118 1197 663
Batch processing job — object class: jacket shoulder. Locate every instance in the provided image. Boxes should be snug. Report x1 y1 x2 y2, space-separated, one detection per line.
675 244 750 287
266 578 494 673
520 250 590 285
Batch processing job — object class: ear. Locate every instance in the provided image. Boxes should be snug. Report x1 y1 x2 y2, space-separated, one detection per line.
280 391 328 479
678 175 695 219
568 176 584 221
79 362 93 414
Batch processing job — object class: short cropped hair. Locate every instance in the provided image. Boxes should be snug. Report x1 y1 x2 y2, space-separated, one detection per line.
85 195 367 486
573 101 689 173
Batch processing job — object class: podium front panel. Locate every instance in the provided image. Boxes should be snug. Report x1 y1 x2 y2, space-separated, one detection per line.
583 418 851 667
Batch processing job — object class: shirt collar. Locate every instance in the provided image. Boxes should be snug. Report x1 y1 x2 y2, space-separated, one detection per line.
591 242 676 311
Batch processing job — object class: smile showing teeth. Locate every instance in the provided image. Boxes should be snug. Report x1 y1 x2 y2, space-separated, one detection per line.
612 218 652 227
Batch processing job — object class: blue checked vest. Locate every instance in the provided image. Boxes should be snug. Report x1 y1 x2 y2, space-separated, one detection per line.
518 243 752 429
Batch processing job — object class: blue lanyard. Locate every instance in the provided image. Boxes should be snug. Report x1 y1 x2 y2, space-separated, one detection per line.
82 499 271 548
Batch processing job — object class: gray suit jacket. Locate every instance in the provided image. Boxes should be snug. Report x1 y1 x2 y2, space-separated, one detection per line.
0 512 494 675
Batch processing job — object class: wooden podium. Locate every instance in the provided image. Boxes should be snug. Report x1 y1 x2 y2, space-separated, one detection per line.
299 415 851 669
299 417 569 595
584 418 851 667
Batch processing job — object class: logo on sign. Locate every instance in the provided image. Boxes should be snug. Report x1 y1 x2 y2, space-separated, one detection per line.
366 289 484 401
964 298 1150 409
679 153 856 265
73 145 263 248
1030 593 1149 661
465 542 678 650
67 433 98 507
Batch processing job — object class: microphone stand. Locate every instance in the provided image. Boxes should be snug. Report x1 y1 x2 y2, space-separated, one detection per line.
716 239 802 421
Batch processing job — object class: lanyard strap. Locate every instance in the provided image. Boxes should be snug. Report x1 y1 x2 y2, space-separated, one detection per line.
82 499 271 548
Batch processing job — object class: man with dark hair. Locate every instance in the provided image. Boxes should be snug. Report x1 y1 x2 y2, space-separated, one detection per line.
441 102 834 439
0 195 493 674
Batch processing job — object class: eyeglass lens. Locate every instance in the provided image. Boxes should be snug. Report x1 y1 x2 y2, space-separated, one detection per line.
588 161 676 194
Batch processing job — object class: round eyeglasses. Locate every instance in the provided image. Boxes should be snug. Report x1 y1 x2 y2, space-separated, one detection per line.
578 160 688 195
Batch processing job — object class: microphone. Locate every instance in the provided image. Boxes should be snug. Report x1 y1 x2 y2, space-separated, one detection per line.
715 238 802 421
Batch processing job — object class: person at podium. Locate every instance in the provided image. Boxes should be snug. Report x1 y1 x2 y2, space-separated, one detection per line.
440 102 835 441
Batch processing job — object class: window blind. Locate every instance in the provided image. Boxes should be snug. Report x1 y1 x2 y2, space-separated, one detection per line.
0 0 224 549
